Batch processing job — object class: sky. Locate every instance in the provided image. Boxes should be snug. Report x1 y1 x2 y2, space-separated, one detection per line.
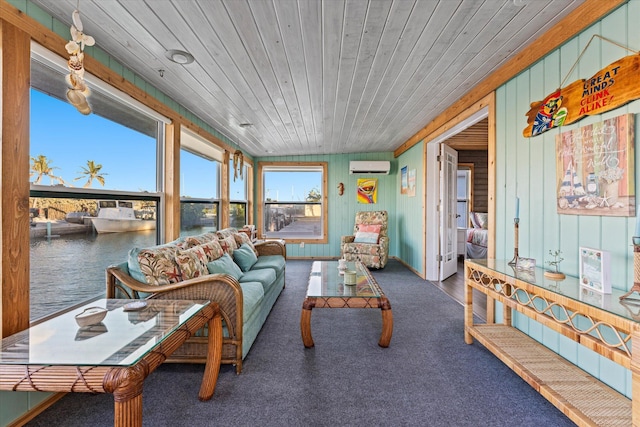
30 89 320 201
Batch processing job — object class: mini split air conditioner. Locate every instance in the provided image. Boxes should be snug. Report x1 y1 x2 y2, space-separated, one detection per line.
349 160 391 175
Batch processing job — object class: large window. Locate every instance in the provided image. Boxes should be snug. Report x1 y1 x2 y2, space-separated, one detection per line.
180 129 221 236
29 44 166 321
258 162 327 242
230 160 249 228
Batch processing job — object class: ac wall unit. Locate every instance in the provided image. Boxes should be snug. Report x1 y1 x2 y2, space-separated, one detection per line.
349 160 391 175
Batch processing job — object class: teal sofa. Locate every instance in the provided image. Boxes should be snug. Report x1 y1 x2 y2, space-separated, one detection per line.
106 227 285 373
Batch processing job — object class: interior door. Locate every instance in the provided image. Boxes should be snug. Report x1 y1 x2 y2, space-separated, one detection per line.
439 144 458 280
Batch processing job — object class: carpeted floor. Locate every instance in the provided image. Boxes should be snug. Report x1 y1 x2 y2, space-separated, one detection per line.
26 260 575 426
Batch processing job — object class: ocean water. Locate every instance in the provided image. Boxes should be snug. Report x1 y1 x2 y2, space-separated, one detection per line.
30 230 157 320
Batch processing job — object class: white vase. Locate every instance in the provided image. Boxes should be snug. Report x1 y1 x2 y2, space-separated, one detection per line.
600 180 619 204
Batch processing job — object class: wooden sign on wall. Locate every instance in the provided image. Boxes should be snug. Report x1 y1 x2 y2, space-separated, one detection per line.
523 54 640 137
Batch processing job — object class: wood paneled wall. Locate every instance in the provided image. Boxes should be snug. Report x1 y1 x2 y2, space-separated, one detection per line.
495 0 640 399
458 150 489 213
253 152 396 259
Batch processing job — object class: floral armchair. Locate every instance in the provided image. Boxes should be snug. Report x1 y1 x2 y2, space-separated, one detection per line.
340 210 389 269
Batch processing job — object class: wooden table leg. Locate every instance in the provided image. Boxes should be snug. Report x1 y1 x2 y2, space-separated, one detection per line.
378 296 393 347
107 364 147 427
199 303 223 401
301 297 316 348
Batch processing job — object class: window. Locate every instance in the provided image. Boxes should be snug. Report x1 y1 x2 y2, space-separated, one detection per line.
180 128 222 236
29 44 166 321
230 160 249 228
258 162 327 242
457 168 472 228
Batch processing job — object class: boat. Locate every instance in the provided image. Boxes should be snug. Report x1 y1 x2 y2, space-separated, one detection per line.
90 200 156 233
65 211 93 224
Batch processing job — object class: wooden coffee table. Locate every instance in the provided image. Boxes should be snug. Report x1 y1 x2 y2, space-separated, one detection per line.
0 299 222 427
300 260 393 347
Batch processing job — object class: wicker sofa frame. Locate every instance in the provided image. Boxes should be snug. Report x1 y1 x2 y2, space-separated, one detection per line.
106 240 285 374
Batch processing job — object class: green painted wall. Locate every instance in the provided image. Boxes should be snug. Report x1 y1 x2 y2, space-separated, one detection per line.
254 152 397 259
395 142 425 273
495 0 639 398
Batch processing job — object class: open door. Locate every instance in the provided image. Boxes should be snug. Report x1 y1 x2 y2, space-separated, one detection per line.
425 142 458 281
439 144 458 280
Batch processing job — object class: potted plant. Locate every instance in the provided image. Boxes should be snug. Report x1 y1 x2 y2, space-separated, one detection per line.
544 249 565 280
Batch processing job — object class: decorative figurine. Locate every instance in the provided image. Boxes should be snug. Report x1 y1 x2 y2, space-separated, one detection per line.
544 249 565 280
337 182 344 196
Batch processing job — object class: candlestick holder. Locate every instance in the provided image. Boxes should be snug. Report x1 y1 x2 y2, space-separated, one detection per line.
508 218 519 266
620 236 640 300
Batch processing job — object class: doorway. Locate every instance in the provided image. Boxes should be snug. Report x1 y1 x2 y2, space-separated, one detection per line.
425 111 489 281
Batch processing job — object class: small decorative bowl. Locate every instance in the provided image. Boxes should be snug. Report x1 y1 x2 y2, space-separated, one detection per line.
75 307 108 327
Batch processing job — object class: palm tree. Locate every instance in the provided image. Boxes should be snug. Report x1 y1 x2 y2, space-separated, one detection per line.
30 154 66 185
74 160 107 188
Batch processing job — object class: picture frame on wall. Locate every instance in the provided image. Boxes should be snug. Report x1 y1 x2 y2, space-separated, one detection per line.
579 247 611 294
401 166 408 195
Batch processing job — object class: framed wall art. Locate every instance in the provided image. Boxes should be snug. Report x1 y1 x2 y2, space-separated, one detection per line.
556 113 635 217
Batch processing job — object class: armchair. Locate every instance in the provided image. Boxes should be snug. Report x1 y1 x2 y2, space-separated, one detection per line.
340 210 389 269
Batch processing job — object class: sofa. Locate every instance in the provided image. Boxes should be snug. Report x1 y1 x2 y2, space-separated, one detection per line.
106 227 286 374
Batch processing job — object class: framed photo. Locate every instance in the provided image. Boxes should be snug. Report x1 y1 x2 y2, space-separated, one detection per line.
401 166 408 195
579 247 611 294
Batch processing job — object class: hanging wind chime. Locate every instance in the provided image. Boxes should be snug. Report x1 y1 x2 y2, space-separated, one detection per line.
64 6 95 115
233 149 244 182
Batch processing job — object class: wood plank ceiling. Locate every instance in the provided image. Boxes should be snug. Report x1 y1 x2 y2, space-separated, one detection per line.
29 0 585 157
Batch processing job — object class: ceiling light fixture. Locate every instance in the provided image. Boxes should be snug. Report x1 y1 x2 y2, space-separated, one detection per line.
165 49 195 65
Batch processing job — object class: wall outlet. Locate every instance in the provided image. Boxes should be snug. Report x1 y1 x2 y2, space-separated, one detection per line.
300 242 304 248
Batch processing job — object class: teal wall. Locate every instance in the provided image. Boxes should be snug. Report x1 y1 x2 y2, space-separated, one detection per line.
395 142 425 273
495 0 639 398
254 152 397 259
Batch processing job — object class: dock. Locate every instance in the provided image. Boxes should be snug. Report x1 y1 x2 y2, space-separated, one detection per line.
30 219 93 238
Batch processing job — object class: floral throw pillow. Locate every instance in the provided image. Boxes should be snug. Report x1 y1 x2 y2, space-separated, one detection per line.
218 235 237 256
137 246 181 285
175 248 209 280
233 232 259 256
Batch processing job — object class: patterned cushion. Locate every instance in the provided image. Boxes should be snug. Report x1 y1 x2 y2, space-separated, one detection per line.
182 232 218 248
194 239 225 262
233 243 259 272
470 212 489 229
207 253 243 280
218 235 238 256
234 232 259 256
174 248 209 280
135 246 181 285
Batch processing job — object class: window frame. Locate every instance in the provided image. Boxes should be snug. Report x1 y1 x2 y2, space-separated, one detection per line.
457 164 474 228
28 43 167 320
257 161 328 243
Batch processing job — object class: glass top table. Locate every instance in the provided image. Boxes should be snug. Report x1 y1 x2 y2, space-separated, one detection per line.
301 261 392 348
1 299 208 366
306 260 383 298
0 298 222 427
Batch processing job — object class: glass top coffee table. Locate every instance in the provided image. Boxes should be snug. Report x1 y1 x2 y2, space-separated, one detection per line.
300 260 393 348
0 298 222 427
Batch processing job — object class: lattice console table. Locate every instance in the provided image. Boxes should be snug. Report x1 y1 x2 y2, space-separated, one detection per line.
464 259 637 427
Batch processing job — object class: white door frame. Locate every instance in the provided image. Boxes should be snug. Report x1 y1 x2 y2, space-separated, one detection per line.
424 107 488 281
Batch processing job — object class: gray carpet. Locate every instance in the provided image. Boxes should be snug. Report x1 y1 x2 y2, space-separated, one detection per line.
26 260 574 426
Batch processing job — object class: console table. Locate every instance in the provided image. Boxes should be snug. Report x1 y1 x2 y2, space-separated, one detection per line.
464 259 636 426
